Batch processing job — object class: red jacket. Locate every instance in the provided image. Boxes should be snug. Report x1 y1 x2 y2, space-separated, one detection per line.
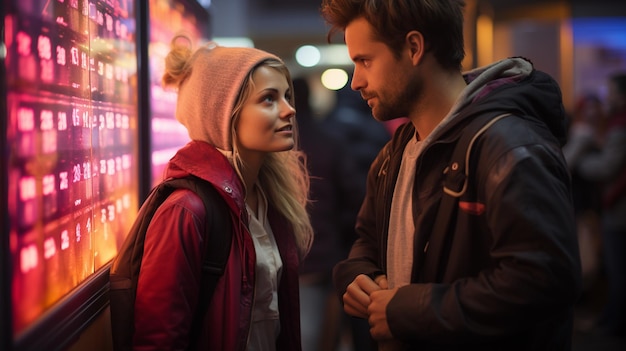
133 140 303 351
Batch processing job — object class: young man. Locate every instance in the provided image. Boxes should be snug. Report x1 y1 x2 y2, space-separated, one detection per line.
320 1 582 350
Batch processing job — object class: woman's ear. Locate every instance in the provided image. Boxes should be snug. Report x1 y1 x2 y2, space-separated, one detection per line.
406 30 425 65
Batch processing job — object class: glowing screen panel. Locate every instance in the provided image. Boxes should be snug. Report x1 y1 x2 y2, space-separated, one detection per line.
149 0 209 187
4 0 138 337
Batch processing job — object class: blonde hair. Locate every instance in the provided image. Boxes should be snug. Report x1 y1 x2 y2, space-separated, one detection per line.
162 35 195 88
231 60 313 260
162 35 313 260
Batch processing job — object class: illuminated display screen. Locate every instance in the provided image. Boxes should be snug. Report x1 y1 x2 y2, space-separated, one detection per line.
5 0 138 337
149 0 210 187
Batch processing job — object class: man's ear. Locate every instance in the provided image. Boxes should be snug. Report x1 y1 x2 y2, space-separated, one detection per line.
406 30 424 65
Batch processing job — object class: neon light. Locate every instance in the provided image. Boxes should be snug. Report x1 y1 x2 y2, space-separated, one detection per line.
107 204 115 222
61 230 70 250
43 237 56 260
58 111 67 131
41 59 54 82
16 31 31 56
56 45 66 66
106 111 114 129
83 162 91 180
75 223 81 243
37 35 52 60
106 13 113 32
43 174 55 195
100 159 107 175
20 245 38 274
70 46 79 65
18 108 35 131
72 163 82 183
42 130 57 153
19 177 36 201
59 171 69 190
107 159 115 175
41 110 54 130
72 108 81 127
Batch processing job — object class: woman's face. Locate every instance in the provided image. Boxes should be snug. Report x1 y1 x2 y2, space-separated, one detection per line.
235 65 295 159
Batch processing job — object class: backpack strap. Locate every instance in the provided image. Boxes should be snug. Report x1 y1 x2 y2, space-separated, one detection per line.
155 176 232 350
110 182 181 351
422 112 511 283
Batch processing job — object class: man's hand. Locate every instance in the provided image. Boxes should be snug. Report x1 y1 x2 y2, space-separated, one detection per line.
374 274 388 289
342 274 383 318
368 287 398 340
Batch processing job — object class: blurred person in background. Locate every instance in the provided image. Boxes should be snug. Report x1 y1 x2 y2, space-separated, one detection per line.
563 93 606 167
322 84 392 245
573 72 626 339
321 83 392 351
294 77 363 351
562 94 605 294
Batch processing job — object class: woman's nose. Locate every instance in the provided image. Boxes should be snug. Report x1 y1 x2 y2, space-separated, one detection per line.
281 100 296 119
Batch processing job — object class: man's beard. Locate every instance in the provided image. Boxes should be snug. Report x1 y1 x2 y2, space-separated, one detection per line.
372 72 423 122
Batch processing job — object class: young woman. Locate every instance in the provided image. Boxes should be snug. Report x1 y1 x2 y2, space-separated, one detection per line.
132 36 313 350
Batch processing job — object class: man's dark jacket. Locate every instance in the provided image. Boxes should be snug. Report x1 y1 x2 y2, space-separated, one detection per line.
333 57 582 350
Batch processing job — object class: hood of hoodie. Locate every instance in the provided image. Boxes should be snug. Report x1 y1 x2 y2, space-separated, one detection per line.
427 57 567 147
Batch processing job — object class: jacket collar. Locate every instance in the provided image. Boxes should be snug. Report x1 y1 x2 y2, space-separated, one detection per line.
165 140 246 211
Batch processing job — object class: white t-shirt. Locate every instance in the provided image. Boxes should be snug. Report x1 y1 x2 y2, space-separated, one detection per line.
246 185 283 351
387 133 422 289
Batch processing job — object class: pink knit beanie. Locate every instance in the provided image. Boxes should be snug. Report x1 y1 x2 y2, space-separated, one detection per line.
175 44 281 150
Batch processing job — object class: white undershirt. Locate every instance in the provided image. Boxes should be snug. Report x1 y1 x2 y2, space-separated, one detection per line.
246 186 283 351
387 134 422 289
381 134 423 351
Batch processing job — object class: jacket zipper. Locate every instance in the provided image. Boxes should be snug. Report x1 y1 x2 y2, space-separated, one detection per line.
238 212 254 351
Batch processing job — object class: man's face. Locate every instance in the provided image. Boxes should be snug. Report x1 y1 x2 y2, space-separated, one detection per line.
345 17 422 121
